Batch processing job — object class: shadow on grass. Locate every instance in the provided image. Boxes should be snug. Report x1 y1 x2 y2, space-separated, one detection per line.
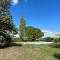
12 43 23 46
0 43 23 49
54 53 60 60
0 45 12 49
49 43 60 48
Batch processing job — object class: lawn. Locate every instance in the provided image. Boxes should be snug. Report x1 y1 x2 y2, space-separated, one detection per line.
0 45 60 60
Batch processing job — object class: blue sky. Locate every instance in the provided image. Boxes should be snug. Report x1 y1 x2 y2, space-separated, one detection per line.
11 0 60 37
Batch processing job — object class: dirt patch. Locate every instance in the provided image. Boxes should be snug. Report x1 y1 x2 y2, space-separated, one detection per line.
0 46 41 60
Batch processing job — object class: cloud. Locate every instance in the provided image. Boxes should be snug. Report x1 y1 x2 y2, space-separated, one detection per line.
12 0 18 5
42 29 60 38
12 0 29 5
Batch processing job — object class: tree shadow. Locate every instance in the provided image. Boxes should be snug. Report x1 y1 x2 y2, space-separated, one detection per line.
54 53 60 60
53 44 60 48
0 43 23 49
12 43 23 46
49 43 60 48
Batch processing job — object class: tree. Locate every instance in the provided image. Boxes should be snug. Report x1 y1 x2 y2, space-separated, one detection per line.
0 0 13 30
0 0 11 12
45 37 53 42
0 0 15 46
12 24 18 34
26 26 44 41
20 16 26 40
53 34 60 43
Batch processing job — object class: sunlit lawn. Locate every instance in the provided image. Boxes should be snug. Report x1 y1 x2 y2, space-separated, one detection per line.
0 45 60 60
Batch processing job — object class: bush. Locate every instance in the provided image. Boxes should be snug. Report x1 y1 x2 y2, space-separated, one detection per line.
54 53 60 59
12 43 22 46
45 37 53 42
13 38 29 42
13 38 28 42
52 44 60 48
54 38 60 43
5 36 12 47
0 31 13 47
13 38 21 42
39 38 46 41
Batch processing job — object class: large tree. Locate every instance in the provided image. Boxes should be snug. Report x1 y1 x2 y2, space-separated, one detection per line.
0 0 13 30
0 0 15 46
20 16 26 40
26 26 44 41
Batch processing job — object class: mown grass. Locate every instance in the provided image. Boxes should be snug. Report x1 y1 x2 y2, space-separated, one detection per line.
0 45 60 60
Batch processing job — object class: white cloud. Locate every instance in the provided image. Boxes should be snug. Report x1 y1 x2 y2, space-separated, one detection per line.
42 29 60 38
12 0 29 5
12 0 18 5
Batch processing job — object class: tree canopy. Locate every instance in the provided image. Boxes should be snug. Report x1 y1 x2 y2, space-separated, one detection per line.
0 0 16 31
0 0 17 46
0 0 11 13
26 26 44 41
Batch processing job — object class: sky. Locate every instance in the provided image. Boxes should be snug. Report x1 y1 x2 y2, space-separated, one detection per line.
11 0 60 37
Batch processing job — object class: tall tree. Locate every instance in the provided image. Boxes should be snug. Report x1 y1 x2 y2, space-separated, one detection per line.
0 0 13 30
0 0 15 46
20 16 26 40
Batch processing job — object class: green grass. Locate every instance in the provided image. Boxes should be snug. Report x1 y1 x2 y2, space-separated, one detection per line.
0 45 60 60
21 45 60 60
13 38 22 42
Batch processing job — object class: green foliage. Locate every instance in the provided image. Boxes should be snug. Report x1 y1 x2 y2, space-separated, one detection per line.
19 17 44 41
37 38 46 41
20 16 26 40
45 37 53 42
0 6 2 13
0 0 16 47
0 0 13 30
0 31 13 47
54 53 60 59
54 39 59 43
52 44 60 48
0 0 11 13
53 38 60 43
13 38 21 42
25 26 44 41
12 24 18 34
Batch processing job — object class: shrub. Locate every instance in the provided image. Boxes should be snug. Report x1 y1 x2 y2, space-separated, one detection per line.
52 44 60 48
54 38 60 43
54 53 60 59
0 31 13 47
12 43 22 46
45 37 53 42
13 38 21 42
